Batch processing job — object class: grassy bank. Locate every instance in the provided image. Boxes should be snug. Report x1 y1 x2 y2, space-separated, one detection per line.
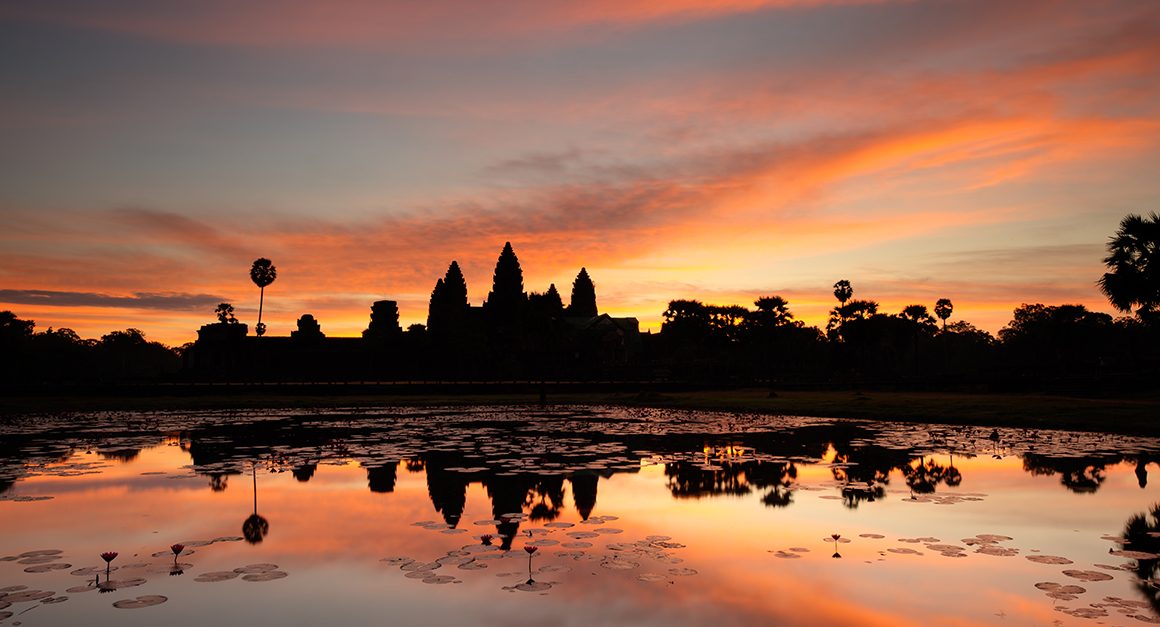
2 387 1157 435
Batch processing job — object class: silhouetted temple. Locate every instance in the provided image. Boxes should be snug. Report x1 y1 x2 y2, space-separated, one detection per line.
184 243 641 380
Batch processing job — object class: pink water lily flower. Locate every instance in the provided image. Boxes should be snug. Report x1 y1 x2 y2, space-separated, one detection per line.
100 551 118 575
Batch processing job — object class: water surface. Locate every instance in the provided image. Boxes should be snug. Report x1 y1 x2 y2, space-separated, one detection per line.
1 407 1158 626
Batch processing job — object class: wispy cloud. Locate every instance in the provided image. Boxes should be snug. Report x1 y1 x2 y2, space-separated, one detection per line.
0 289 225 311
2 0 1157 344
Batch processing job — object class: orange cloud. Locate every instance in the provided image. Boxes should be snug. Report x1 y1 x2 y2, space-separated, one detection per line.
4 2 1159 344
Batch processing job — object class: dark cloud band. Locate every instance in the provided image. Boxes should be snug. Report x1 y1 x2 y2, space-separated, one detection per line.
0 289 224 312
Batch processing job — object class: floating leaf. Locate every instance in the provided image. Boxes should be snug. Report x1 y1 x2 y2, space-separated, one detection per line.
1062 570 1114 582
112 595 167 609
194 571 239 583
234 564 279 574
242 571 288 582
380 556 414 566
18 556 61 565
0 590 53 603
404 561 442 573
1026 555 1073 565
24 563 71 573
1057 607 1108 619
18 550 63 558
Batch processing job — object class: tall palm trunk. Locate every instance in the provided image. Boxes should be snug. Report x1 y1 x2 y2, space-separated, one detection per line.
257 287 265 335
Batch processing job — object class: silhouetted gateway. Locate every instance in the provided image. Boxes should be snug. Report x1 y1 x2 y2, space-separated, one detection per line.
184 243 641 380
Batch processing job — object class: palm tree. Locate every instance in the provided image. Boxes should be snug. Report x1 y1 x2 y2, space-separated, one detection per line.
833 280 853 307
751 296 793 397
249 258 277 337
934 298 953 330
242 461 269 544
900 305 936 372
900 304 935 327
1098 212 1160 322
214 302 237 324
830 280 855 334
753 296 793 327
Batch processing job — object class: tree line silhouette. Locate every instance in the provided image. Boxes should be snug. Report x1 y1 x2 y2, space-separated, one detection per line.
653 281 1156 390
1 212 1157 390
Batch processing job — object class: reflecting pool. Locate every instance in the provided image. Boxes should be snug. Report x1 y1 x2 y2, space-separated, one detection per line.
1 406 1158 625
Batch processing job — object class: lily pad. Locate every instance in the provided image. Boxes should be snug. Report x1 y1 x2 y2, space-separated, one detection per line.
1062 569 1114 582
242 571 288 582
0 590 54 603
194 571 239 583
234 563 279 574
18 550 63 558
112 595 167 609
1026 555 1073 565
24 563 72 573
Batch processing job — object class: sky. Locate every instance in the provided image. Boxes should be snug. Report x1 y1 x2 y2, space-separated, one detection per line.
2 0 1159 346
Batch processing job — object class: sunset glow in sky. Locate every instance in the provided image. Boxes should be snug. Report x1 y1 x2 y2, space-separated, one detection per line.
3 0 1159 345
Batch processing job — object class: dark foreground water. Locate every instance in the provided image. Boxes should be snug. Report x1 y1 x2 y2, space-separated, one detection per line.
1 406 1158 626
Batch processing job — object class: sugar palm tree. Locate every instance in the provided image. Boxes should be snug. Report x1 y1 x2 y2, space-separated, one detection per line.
242 461 269 544
1098 212 1159 322
900 304 935 327
249 258 277 337
833 280 853 307
934 298 953 330
214 302 237 324
830 280 855 334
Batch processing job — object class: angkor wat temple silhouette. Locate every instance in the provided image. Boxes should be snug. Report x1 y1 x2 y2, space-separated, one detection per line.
185 243 641 380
